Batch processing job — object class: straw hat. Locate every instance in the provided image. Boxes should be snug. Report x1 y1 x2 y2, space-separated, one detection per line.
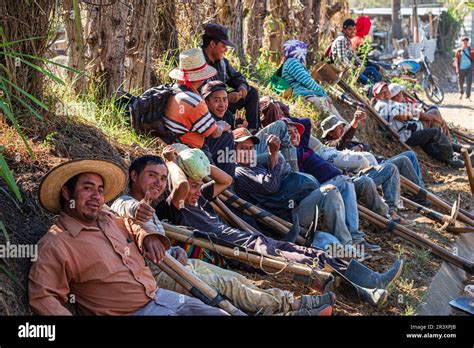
321 115 347 139
39 159 127 214
169 48 217 82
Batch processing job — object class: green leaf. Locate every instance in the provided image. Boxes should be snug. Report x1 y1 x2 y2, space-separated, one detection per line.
3 51 83 75
2 52 64 85
0 74 49 111
0 220 10 242
11 94 44 121
0 152 22 202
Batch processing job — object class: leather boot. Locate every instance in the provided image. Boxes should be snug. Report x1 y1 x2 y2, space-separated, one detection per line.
344 259 403 290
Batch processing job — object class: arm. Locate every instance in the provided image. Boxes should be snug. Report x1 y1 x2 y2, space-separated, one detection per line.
163 146 190 210
28 239 73 315
234 157 285 195
210 120 231 138
209 164 233 198
224 58 249 91
285 59 327 97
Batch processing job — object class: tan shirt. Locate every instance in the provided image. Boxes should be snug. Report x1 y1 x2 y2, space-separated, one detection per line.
28 210 170 316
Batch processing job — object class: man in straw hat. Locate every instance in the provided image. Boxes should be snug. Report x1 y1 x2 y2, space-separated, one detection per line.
164 47 232 150
111 153 336 316
202 23 261 133
29 159 228 315
159 145 403 307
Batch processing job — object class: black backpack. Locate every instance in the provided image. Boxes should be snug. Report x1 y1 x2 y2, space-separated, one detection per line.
117 84 180 144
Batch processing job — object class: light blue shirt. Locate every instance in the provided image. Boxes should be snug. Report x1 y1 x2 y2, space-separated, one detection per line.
460 48 472 70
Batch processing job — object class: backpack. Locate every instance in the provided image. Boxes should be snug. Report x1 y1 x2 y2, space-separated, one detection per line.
269 64 292 98
119 84 180 144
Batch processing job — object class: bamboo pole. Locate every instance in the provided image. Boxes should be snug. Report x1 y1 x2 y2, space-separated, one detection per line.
461 148 474 196
357 204 473 274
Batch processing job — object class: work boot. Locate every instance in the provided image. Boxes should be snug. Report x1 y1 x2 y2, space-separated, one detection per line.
354 239 381 252
284 304 333 316
447 158 465 169
344 259 403 290
294 270 335 293
300 292 336 310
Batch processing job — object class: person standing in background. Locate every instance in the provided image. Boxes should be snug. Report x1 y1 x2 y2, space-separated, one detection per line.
455 36 474 101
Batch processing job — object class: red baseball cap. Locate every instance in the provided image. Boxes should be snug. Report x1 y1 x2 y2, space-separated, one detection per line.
372 82 389 96
282 118 305 136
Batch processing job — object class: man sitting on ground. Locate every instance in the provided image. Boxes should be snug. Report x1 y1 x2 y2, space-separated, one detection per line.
372 82 465 168
202 23 260 132
29 159 227 316
321 113 426 191
111 154 335 316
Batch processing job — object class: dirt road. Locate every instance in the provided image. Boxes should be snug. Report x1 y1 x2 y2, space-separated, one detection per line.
438 92 474 132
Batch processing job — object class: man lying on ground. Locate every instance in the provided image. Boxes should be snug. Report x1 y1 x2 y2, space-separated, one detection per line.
110 154 335 316
157 145 403 306
29 159 228 316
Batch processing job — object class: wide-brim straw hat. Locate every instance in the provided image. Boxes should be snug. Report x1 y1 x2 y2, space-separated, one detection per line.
39 159 127 215
169 48 217 82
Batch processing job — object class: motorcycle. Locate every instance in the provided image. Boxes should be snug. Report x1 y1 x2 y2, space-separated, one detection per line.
387 47 444 105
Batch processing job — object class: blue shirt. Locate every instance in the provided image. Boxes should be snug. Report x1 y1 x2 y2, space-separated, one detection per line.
460 48 472 70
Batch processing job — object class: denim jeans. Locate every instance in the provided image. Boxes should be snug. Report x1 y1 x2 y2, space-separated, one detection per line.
292 185 354 246
352 175 389 216
384 150 425 189
324 175 365 243
362 162 400 211
255 120 298 171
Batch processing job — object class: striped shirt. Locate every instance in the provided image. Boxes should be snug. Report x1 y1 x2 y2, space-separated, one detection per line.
164 85 217 148
282 58 327 97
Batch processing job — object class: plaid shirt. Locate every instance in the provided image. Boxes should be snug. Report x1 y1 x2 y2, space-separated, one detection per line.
331 33 361 68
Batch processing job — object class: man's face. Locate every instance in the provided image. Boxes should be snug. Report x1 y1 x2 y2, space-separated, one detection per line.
392 93 404 103
287 124 301 146
185 178 203 206
131 163 168 201
344 25 356 38
62 173 105 222
327 124 345 140
206 90 228 117
235 139 256 166
208 40 228 61
462 39 469 48
376 85 391 100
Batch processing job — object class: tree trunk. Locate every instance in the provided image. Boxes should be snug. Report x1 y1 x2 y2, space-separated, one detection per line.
62 0 86 93
264 0 286 63
392 0 403 40
86 0 129 98
125 0 156 92
244 0 267 62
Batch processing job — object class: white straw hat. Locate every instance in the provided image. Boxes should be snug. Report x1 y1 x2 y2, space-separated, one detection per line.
169 48 217 82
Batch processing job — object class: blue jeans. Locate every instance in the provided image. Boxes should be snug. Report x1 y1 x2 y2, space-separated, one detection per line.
358 66 382 85
324 175 365 243
255 120 298 171
292 184 354 246
384 151 425 189
363 163 400 211
352 175 390 216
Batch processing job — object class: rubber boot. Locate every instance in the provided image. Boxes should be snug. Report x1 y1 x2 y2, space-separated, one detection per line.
344 259 403 290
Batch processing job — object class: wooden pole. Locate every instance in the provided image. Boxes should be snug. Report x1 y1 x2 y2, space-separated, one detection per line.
358 204 474 274
162 222 318 277
412 0 419 44
400 176 474 226
159 254 247 316
461 148 474 196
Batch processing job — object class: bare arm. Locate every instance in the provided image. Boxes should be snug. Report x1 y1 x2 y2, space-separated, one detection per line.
162 145 190 210
209 165 233 198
